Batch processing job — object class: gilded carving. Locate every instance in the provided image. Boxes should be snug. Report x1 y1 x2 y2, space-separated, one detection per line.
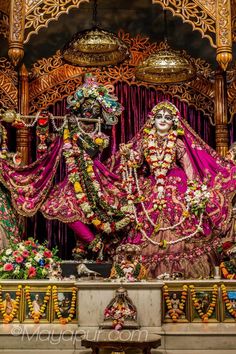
0 57 18 110
8 0 25 66
152 0 216 47
28 32 214 119
24 0 89 43
231 0 236 42
0 13 9 39
216 0 232 70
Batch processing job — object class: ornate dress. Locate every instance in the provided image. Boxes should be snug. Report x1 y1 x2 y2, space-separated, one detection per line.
116 102 236 278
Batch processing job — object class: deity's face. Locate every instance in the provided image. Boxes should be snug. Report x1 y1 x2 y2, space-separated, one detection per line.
80 98 101 119
154 108 173 135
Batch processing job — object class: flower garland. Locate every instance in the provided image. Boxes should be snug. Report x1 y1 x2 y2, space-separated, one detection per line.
220 261 236 279
52 285 77 324
63 128 131 234
142 127 178 201
221 284 236 318
0 285 22 323
163 284 188 322
190 284 218 322
25 285 51 323
120 120 210 247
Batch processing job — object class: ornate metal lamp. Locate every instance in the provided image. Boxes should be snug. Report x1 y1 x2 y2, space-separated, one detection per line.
135 11 196 84
62 0 129 66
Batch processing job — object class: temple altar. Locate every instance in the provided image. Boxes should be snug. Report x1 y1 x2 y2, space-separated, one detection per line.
0 0 236 353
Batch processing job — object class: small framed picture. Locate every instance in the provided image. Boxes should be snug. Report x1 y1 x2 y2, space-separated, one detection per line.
22 287 51 323
221 288 236 322
162 287 189 323
0 288 21 323
51 287 77 323
190 287 220 322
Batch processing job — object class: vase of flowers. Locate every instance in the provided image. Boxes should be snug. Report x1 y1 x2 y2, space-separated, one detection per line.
0 238 60 279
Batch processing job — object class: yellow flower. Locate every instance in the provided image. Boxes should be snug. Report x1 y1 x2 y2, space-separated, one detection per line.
86 165 93 173
74 181 83 193
63 128 70 141
92 219 102 227
94 137 104 146
182 210 190 218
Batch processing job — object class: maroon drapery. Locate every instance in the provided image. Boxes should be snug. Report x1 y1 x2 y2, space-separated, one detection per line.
27 82 216 258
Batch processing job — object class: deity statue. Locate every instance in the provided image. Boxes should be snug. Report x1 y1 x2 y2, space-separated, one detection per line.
115 101 236 278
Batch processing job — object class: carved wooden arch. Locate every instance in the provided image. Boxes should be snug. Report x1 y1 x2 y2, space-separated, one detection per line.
28 31 214 120
0 57 18 110
5 0 233 70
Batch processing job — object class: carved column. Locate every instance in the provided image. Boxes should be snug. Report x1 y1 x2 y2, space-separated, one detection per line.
17 64 29 164
214 69 229 156
216 0 232 70
8 0 25 66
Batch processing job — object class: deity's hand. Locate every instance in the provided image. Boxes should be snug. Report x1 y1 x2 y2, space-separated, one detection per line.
119 143 132 158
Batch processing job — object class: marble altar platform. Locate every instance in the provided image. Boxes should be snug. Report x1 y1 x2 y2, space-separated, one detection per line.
0 279 236 353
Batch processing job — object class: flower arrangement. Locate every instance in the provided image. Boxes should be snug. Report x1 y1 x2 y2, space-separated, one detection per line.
0 238 60 279
52 285 77 324
221 284 236 318
25 285 51 323
104 298 136 330
185 180 210 216
0 285 22 323
190 284 218 322
163 284 188 322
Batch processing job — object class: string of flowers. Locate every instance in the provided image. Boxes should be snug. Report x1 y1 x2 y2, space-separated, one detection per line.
63 127 131 234
25 285 51 323
221 284 236 318
190 284 218 323
0 285 22 323
120 137 210 247
52 285 77 324
220 262 236 279
163 284 188 322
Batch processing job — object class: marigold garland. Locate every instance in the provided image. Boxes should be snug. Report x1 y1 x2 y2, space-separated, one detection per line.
220 262 236 279
190 284 218 323
52 285 77 324
221 284 236 318
0 285 22 323
163 284 188 322
25 285 51 323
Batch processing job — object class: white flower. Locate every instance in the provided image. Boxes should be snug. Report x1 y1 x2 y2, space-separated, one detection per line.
164 154 172 162
34 254 42 262
5 249 12 256
19 244 26 251
25 262 32 268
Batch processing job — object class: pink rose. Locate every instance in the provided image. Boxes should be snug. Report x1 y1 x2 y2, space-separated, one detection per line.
3 263 14 271
43 250 52 258
28 266 37 278
22 250 29 258
13 251 19 257
16 256 24 263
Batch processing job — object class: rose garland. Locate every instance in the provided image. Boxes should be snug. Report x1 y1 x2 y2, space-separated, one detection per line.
190 284 218 322
163 284 188 322
0 285 22 323
221 284 236 318
220 261 236 279
52 285 77 324
25 285 51 323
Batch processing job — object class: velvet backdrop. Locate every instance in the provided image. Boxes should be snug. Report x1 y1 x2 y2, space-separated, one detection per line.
27 82 216 258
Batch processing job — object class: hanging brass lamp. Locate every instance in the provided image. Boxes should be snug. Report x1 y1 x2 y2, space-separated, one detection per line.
135 11 196 84
62 0 129 66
